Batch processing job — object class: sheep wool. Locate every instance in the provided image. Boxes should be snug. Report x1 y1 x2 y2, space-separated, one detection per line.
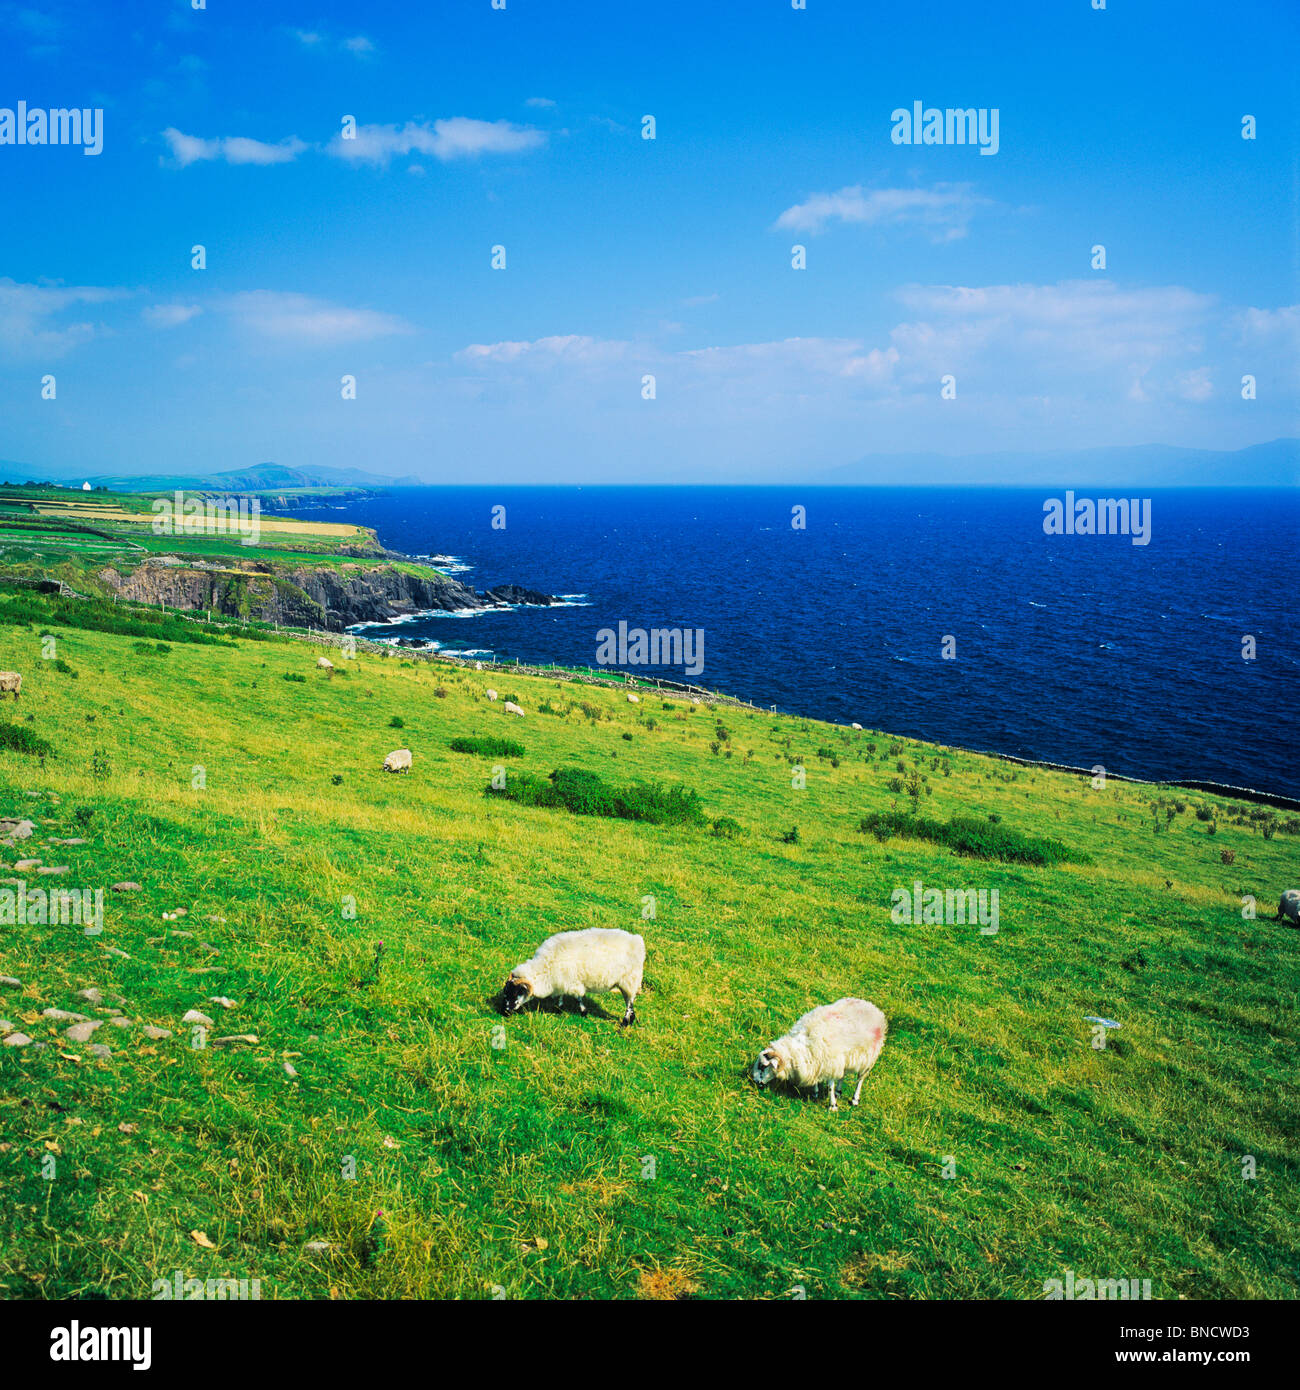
503 928 645 1026
753 997 887 1110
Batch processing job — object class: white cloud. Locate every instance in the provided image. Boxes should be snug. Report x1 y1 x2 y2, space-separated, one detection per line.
452 280 1233 414
1237 303 1300 342
525 96 556 108
458 334 627 366
162 127 306 167
143 303 202 329
775 183 991 240
0 278 126 359
888 281 1214 385
329 117 545 165
1176 367 1214 402
225 291 412 345
291 27 376 56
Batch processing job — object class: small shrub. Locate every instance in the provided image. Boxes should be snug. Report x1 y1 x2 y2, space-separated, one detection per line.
711 816 743 839
282 672 306 683
0 721 55 757
450 735 524 758
389 716 405 728
1220 849 1235 864
780 826 800 845
856 810 1087 866
331 774 344 786
622 732 633 741
489 765 706 827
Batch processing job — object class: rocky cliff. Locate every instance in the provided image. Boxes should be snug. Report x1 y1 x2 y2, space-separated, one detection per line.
97 559 559 631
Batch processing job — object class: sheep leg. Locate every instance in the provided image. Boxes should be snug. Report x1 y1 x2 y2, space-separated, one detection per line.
576 997 588 1016
827 1080 838 1111
618 988 637 1027
851 1073 865 1107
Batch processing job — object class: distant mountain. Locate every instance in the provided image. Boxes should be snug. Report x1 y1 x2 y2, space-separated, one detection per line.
818 438 1300 487
0 461 419 491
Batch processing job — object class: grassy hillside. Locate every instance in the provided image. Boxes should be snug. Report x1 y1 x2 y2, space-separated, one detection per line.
1 596 1297 1300
0 484 383 576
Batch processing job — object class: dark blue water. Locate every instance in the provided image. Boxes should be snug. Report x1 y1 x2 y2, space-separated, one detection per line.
280 487 1299 798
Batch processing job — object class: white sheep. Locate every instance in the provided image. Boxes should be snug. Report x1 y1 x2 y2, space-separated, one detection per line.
486 689 498 701
382 749 412 773
317 656 334 672
502 928 645 1026
752 997 887 1111
1279 889 1300 927
851 722 863 730
503 701 525 717
627 693 640 703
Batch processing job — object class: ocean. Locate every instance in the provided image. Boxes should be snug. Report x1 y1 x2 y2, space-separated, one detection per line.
279 487 1299 800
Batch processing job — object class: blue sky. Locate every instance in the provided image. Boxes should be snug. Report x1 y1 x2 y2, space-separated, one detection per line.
0 0 1296 483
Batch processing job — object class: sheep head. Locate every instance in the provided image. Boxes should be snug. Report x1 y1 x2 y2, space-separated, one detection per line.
751 1045 786 1086
502 972 534 1015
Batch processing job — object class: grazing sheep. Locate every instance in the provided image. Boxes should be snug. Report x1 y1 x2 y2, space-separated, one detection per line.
317 656 334 674
627 693 640 703
851 722 863 730
0 672 21 701
502 928 645 1027
752 997 887 1111
503 701 524 717
1278 889 1300 927
382 749 412 773
486 689 498 701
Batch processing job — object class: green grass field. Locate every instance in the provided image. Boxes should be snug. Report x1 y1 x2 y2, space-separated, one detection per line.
1 598 1297 1300
0 485 384 576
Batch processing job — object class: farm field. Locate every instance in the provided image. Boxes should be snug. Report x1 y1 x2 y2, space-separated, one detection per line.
0 591 1296 1300
0 485 380 575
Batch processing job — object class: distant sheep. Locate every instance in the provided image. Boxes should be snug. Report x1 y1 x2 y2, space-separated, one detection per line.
317 657 334 672
382 749 412 773
851 722 863 730
0 671 21 701
502 927 645 1027
486 689 498 701
503 701 524 717
752 997 887 1111
1279 889 1300 927
627 693 640 703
